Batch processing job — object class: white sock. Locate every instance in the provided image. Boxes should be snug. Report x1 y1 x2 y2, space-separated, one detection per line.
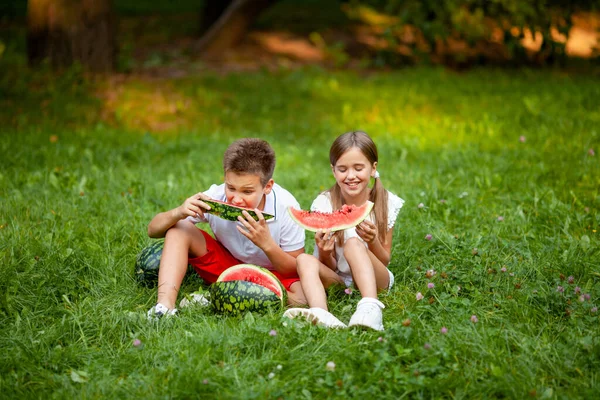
357 297 385 309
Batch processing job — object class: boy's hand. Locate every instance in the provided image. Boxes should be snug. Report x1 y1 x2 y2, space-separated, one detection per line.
315 229 336 254
176 192 211 220
236 209 275 250
356 220 377 244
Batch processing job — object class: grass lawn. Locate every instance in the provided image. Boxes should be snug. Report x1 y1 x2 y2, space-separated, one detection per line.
1 39 600 398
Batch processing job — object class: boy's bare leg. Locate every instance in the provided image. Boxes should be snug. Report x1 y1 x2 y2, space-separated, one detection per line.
157 220 208 309
296 253 343 310
286 281 306 306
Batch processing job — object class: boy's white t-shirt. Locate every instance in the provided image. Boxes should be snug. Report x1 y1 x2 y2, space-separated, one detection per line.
186 183 305 270
311 190 404 286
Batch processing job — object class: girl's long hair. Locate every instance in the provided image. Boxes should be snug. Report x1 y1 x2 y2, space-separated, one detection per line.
327 131 389 244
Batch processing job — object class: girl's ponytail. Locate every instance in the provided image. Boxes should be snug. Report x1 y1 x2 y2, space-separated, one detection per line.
369 175 389 244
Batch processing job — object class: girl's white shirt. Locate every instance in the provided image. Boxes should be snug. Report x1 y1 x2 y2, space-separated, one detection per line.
311 190 404 286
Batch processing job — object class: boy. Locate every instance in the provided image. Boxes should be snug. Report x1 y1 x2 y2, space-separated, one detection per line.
147 138 306 318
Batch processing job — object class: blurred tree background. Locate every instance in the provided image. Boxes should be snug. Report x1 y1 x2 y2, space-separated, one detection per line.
0 0 598 73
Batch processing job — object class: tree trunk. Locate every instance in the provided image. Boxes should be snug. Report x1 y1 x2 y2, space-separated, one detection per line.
27 0 117 72
195 0 274 58
199 0 234 36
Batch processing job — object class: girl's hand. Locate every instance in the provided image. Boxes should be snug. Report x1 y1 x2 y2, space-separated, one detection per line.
237 209 275 250
356 220 377 244
315 229 336 253
176 192 211 220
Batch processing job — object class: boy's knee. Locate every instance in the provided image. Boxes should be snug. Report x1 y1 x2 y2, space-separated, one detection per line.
166 220 195 238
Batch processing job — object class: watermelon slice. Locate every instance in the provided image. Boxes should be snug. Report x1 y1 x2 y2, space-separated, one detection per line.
288 201 374 232
210 264 286 314
203 199 274 221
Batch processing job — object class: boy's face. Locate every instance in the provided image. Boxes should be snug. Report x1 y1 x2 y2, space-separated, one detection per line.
331 147 376 201
224 171 273 210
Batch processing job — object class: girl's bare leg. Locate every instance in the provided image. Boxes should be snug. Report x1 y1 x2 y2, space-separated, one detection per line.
296 253 343 310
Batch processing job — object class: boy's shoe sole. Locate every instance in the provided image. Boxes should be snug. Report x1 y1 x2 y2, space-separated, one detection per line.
179 292 211 308
147 303 178 321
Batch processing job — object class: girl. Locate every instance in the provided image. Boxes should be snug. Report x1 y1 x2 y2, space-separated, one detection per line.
284 131 404 331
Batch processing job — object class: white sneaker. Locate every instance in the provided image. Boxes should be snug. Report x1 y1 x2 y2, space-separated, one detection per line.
283 307 347 329
147 303 177 320
179 292 211 308
348 298 385 331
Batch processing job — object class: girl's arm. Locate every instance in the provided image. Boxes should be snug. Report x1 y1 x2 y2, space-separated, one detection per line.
356 220 394 266
318 249 337 271
315 230 337 271
367 229 393 266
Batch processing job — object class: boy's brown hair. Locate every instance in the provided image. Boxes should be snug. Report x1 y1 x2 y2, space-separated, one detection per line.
223 138 276 186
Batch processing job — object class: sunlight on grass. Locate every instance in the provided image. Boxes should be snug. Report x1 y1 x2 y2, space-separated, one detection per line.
1 65 599 398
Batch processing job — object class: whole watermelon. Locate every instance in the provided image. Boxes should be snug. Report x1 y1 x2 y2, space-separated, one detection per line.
135 240 165 287
135 240 195 287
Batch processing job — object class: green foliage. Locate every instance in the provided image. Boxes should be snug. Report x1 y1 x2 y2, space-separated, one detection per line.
0 63 599 398
256 0 351 34
359 0 600 65
115 0 204 16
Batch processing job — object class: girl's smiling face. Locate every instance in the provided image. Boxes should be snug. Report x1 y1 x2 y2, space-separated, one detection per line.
331 147 376 203
224 171 273 210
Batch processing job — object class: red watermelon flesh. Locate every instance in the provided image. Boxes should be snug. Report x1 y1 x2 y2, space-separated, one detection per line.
288 201 374 232
217 264 285 299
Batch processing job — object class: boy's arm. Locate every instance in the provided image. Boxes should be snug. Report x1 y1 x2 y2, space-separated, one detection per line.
147 208 185 238
148 192 210 238
236 209 304 276
262 245 305 277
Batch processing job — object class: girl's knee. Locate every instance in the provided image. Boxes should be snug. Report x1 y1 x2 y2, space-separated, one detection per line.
296 253 319 275
296 253 316 266
343 237 366 256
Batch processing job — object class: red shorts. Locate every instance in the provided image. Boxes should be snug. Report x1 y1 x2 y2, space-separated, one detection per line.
188 230 300 291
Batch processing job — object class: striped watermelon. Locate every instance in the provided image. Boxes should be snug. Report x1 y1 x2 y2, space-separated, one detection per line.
210 264 286 314
135 240 193 287
135 240 164 287
203 199 274 221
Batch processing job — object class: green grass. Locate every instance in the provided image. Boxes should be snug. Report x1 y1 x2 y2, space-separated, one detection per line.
1 45 600 398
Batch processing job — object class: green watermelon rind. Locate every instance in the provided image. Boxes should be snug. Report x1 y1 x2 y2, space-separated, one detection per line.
210 264 287 314
203 199 274 221
217 264 286 300
134 240 165 287
134 240 194 287
210 280 283 314
287 201 374 232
